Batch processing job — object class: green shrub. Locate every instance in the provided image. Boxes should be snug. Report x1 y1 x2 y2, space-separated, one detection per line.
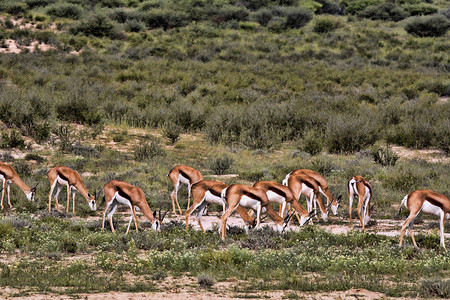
313 17 339 33
46 3 83 20
345 0 379 15
371 145 399 166
325 114 378 153
358 3 409 22
197 274 215 288
1 2 28 16
297 129 323 155
141 9 190 30
30 121 51 143
316 0 342 15
70 14 118 38
214 6 249 23
404 14 450 37
284 8 313 29
53 124 74 152
24 153 44 163
25 0 55 9
210 155 234 175
0 130 25 149
162 122 181 145
403 4 438 16
253 8 273 26
125 19 146 32
133 140 165 161
420 278 450 298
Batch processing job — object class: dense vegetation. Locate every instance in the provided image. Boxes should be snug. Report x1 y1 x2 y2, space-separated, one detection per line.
0 0 448 154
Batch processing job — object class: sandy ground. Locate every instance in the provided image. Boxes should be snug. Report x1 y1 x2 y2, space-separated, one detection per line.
0 286 388 300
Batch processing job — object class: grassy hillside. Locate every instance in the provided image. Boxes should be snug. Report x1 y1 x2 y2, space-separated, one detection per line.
0 0 449 153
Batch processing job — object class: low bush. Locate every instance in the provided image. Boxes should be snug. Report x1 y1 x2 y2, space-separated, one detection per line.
313 17 339 33
1 2 28 16
162 122 181 145
358 3 410 22
316 0 342 15
133 140 165 161
210 155 234 175
371 145 399 166
70 14 118 38
284 8 313 29
214 6 249 23
403 4 438 16
141 9 191 30
0 130 25 149
253 8 273 26
345 0 379 15
404 14 450 37
24 0 55 9
46 3 83 20
197 274 215 288
420 278 450 298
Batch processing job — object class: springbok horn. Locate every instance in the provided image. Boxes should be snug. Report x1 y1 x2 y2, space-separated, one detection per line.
32 181 40 190
370 203 376 214
159 209 161 220
260 215 268 222
161 209 169 221
337 195 342 204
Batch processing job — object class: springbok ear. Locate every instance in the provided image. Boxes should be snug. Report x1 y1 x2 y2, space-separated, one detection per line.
88 193 92 198
308 211 315 216
96 190 102 200
153 211 157 219
337 195 342 203
161 210 169 221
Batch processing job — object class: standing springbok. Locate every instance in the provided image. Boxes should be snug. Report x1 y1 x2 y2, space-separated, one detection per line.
168 165 203 215
48 166 97 214
399 190 450 250
102 180 167 234
283 169 340 215
185 180 256 233
0 162 38 209
348 176 374 231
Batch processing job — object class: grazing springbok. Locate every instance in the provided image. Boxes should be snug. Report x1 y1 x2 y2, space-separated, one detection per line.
220 184 291 240
102 180 167 234
284 173 329 222
252 180 311 226
399 190 450 250
283 169 340 215
185 180 256 233
348 175 374 231
0 162 37 209
167 165 203 215
48 166 97 214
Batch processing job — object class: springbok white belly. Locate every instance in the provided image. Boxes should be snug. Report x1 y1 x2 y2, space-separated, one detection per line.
178 174 190 185
204 191 225 206
300 184 314 197
239 195 261 211
114 192 132 206
266 190 285 204
421 201 442 216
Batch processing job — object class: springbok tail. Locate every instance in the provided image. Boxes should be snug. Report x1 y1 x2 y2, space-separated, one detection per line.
398 194 408 215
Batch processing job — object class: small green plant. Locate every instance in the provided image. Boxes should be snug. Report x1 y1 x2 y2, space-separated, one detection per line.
210 155 234 175
313 17 338 33
420 278 450 298
53 125 74 152
162 122 181 145
371 145 399 166
133 140 165 161
197 274 215 288
0 130 25 149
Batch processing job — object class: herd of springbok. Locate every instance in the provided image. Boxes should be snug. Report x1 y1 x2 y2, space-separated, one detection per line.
0 161 449 250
